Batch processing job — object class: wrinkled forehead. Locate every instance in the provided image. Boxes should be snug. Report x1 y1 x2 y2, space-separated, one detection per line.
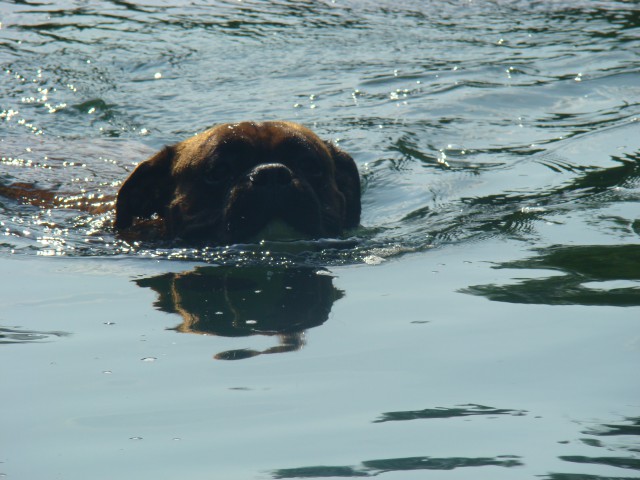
211 121 324 152
174 121 329 172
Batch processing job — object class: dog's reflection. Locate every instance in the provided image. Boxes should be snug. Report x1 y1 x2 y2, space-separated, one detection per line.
136 266 343 360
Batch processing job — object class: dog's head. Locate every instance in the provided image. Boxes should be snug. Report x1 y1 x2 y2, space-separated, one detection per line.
115 121 360 243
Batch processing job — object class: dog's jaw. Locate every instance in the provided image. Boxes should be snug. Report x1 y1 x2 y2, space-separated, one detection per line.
221 173 327 243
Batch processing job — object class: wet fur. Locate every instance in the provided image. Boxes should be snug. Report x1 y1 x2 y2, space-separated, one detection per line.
116 121 361 244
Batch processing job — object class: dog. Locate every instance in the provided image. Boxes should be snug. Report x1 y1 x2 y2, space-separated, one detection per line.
115 121 361 244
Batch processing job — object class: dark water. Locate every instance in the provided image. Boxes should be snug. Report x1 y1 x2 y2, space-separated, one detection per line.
2 0 639 265
1 1 640 479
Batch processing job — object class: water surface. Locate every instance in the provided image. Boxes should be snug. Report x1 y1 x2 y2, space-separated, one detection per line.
1 1 639 479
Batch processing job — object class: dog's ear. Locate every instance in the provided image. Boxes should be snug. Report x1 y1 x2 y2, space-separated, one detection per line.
115 146 175 229
324 141 361 228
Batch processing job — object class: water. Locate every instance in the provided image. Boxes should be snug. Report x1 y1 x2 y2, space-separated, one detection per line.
1 1 639 479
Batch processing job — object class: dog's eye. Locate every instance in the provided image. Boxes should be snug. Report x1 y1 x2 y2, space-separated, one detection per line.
204 162 232 185
297 157 324 180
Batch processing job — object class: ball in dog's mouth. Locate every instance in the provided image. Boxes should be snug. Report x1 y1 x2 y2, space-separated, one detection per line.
249 218 307 242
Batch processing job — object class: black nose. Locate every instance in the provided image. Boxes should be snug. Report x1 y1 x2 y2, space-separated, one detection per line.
249 163 293 187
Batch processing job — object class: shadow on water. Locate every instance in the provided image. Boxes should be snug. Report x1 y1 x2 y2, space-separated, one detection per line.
583 416 640 440
269 404 528 477
373 403 527 423
557 456 640 472
136 265 343 360
542 476 638 480
461 244 640 307
542 415 640 479
271 455 523 478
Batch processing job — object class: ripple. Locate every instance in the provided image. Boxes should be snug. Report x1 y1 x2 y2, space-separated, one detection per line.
1 0 639 266
0 326 70 344
272 454 523 478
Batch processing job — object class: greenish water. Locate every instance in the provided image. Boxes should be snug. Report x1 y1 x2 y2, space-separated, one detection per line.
1 1 639 479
